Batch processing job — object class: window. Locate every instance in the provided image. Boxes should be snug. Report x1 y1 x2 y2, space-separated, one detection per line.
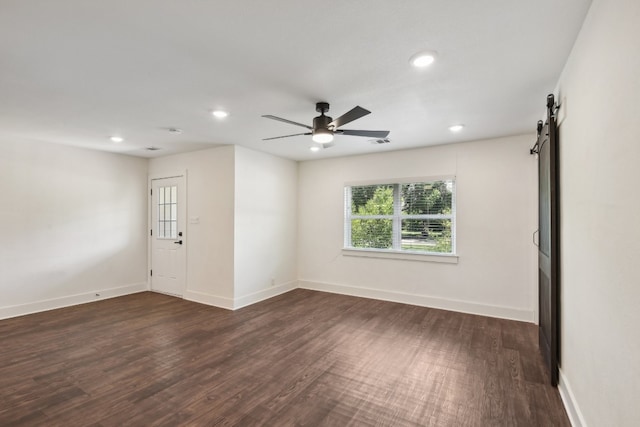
344 179 455 255
157 185 178 239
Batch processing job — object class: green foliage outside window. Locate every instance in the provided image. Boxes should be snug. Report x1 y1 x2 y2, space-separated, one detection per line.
401 182 452 253
348 181 454 254
351 186 393 248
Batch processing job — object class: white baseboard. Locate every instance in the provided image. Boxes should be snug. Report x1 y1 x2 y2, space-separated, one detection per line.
298 280 534 322
184 281 298 311
183 290 234 310
1 279 532 323
0 282 149 320
233 280 298 310
559 368 587 427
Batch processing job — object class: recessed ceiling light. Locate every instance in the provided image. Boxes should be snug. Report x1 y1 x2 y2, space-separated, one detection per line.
310 146 320 152
110 136 124 143
212 110 228 118
410 51 437 68
449 124 464 132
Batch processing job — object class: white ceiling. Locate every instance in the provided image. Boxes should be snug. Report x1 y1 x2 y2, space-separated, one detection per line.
0 0 592 161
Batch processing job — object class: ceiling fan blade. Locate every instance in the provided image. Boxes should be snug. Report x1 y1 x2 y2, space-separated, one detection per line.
262 115 312 130
263 132 312 141
329 106 371 129
337 129 390 138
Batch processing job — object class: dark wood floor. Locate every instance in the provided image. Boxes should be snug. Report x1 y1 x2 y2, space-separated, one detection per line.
0 290 569 426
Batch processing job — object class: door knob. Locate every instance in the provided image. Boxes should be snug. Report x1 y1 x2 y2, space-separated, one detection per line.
174 240 183 245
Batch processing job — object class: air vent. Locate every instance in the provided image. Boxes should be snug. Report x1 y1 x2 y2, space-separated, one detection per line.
370 138 391 145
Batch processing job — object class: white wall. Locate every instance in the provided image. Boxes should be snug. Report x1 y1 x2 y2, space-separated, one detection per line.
148 145 235 307
233 146 298 307
554 0 640 425
298 135 538 321
0 139 148 319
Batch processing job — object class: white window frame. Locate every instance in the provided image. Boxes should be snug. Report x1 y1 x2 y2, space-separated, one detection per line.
343 177 457 263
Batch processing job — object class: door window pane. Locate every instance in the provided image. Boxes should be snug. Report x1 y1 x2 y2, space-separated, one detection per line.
157 185 178 239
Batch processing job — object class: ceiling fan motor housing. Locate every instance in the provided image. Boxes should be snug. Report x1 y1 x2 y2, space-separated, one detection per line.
313 114 333 131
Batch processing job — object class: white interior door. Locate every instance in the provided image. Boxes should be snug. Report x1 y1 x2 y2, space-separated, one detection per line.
151 176 186 296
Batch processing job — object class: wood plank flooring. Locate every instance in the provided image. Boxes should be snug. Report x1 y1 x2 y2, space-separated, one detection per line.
0 290 569 426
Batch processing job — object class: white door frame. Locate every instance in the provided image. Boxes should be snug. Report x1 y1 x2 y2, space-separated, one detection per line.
148 171 188 296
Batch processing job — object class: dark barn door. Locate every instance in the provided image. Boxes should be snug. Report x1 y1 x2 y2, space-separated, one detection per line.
534 95 559 386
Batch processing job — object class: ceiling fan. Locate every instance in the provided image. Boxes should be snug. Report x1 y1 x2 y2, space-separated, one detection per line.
262 102 390 146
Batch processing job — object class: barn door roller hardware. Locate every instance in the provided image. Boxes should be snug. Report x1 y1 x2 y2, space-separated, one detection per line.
530 94 559 155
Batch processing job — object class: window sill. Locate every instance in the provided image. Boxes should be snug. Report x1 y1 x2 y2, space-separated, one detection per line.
341 248 458 264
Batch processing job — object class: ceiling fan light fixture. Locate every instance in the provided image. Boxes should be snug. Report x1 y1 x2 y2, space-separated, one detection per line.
262 103 388 145
312 129 334 144
410 51 437 68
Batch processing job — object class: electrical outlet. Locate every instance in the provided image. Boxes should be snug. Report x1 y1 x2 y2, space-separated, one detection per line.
270 278 275 287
